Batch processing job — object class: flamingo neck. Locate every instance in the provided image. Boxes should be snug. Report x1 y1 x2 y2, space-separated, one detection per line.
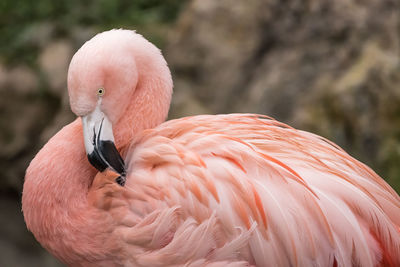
112 48 173 149
22 119 111 264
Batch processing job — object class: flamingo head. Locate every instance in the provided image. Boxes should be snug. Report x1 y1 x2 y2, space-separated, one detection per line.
67 29 172 185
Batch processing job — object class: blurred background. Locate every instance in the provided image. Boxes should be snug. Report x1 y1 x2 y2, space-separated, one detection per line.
0 0 399 266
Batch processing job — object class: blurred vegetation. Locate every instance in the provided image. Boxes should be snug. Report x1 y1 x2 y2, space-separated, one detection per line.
0 0 185 66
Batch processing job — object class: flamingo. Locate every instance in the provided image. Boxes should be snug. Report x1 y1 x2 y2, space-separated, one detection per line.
22 29 400 267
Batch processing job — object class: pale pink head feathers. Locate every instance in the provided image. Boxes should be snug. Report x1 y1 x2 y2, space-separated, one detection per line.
67 29 173 146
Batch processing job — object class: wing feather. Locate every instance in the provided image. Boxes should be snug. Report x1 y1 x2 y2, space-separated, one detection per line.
90 114 400 266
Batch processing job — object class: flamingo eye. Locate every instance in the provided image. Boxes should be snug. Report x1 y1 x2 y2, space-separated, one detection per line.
97 88 105 96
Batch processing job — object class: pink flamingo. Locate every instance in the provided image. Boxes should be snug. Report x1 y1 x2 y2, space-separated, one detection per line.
22 29 400 266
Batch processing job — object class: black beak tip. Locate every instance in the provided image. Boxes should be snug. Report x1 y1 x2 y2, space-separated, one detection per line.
87 140 127 186
97 140 126 174
115 175 126 186
87 150 108 172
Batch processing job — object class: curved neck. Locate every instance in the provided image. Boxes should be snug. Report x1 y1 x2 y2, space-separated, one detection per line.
22 119 107 263
24 119 94 204
113 41 173 149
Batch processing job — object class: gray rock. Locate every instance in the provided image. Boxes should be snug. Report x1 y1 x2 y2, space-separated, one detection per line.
39 40 73 95
0 65 38 94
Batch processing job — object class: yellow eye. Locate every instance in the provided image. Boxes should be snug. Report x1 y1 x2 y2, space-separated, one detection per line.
97 87 105 96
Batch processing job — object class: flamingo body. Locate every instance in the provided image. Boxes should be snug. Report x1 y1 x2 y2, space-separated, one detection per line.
22 29 400 266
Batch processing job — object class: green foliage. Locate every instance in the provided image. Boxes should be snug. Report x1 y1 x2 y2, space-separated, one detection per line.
0 0 186 65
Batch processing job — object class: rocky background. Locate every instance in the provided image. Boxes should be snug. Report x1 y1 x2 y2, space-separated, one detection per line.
0 0 399 266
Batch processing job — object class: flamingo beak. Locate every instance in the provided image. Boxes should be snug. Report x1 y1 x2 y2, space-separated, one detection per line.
81 103 126 186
